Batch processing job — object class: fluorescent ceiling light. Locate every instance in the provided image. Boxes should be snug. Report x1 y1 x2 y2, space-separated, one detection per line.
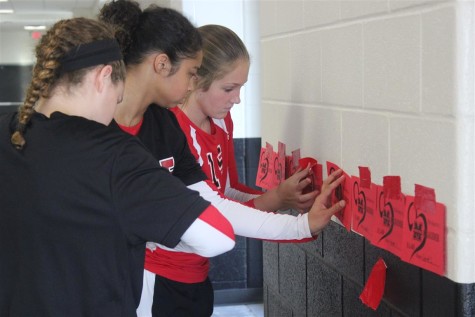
0 9 13 13
24 25 46 30
0 0 9 2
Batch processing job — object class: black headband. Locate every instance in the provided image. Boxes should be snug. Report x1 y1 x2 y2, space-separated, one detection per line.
60 39 122 73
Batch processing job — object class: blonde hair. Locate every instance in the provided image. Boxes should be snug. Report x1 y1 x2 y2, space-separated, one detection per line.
11 17 126 150
196 24 249 91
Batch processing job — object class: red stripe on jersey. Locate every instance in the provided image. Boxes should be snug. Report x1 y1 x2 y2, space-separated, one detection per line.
117 118 144 136
144 204 234 283
145 248 209 283
198 203 234 241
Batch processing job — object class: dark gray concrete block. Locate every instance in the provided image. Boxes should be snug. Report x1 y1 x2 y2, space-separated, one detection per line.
307 255 342 317
297 235 323 258
263 241 280 293
267 286 294 317
322 221 365 284
264 285 269 317
279 244 306 316
422 270 457 317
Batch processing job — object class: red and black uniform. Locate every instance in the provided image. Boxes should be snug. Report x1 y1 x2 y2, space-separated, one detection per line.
114 105 314 317
0 111 234 317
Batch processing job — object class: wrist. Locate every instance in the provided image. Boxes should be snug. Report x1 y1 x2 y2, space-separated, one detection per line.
307 211 322 236
274 184 286 209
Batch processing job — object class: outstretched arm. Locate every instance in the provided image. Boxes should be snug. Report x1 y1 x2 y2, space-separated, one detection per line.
187 168 345 241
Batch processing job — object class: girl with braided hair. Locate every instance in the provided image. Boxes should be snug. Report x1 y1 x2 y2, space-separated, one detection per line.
0 17 236 316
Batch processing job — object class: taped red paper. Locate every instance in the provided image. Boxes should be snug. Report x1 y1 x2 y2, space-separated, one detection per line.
255 142 274 190
402 184 446 276
374 176 405 258
360 258 387 310
351 167 377 243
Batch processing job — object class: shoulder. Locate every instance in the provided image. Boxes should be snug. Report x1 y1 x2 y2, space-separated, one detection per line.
144 105 184 129
146 105 177 120
53 115 141 154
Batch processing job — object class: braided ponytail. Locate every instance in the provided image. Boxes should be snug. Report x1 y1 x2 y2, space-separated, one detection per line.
10 18 125 150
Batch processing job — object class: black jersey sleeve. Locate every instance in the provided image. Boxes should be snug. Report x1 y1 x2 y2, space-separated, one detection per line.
139 106 207 186
111 138 210 248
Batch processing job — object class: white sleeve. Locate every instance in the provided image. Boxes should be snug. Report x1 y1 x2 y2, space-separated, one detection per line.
146 204 235 257
188 181 312 240
224 186 259 203
223 172 258 202
173 216 235 257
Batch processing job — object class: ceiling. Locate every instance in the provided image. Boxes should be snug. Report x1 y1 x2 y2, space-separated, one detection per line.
0 0 105 31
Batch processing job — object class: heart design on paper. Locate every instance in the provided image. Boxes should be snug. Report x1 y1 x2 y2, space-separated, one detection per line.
274 157 282 182
378 191 394 242
259 151 269 182
407 202 427 259
353 181 367 228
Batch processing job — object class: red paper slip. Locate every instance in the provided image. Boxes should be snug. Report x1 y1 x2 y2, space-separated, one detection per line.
374 176 405 258
360 258 387 310
285 148 301 179
351 174 377 243
256 143 275 190
272 141 286 187
401 184 446 276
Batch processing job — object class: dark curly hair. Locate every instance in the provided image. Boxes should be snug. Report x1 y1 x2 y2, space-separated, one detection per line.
99 0 202 74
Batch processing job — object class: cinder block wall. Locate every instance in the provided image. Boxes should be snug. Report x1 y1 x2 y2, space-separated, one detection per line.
259 1 475 316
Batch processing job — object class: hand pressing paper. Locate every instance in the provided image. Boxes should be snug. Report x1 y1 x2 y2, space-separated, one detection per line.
299 157 322 194
326 161 351 231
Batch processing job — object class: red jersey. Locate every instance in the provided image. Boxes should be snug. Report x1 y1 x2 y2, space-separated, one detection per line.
171 107 262 199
